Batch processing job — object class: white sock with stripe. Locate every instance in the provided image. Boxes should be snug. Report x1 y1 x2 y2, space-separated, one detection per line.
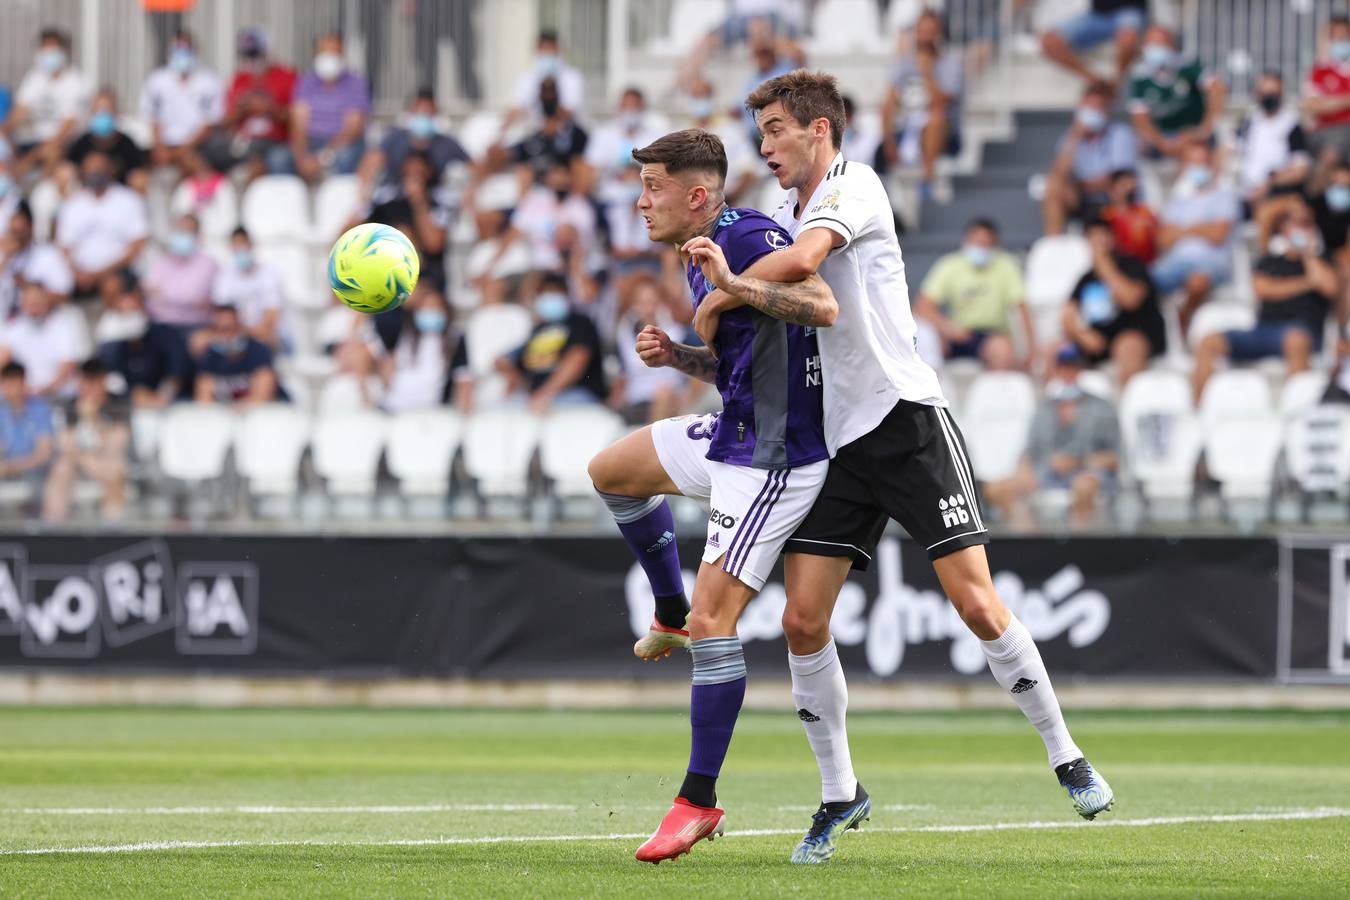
980 614 1083 768
788 639 858 803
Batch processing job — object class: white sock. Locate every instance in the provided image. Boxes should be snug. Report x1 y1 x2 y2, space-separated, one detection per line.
789 639 858 803
980 615 1083 769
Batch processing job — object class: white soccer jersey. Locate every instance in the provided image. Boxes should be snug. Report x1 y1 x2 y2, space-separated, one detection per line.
773 153 946 455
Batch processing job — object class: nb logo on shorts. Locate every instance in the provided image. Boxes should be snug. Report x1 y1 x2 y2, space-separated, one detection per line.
938 494 970 528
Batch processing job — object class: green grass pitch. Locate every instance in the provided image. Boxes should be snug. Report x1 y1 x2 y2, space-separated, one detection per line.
1 706 1348 898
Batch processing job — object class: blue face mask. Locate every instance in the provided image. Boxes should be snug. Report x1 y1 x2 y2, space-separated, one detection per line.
1328 184 1350 212
36 47 65 73
89 110 116 137
535 292 570 322
170 47 195 74
689 98 714 120
1075 106 1107 132
1184 164 1211 189
1142 44 1174 70
0 175 11 199
233 250 254 271
414 309 447 333
211 335 247 355
168 231 196 257
536 52 560 75
962 244 991 267
408 114 436 139
1333 40 1350 62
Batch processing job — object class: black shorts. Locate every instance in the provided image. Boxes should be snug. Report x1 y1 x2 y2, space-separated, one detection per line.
785 398 990 569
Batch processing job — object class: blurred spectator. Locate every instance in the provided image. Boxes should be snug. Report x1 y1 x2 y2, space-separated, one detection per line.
1128 25 1225 159
1151 140 1239 330
285 33 370 180
212 227 285 350
1310 159 1350 308
95 281 191 409
0 281 88 399
0 83 10 129
65 89 149 189
685 77 757 203
217 26 297 178
1192 205 1336 400
506 30 585 131
42 358 128 522
683 0 805 83
0 362 54 507
169 148 238 238
1100 168 1158 264
586 88 663 193
505 78 589 184
1039 0 1145 89
55 151 148 297
984 346 1120 527
915 218 1031 370
1303 16 1350 163
379 286 469 413
142 213 217 334
0 205 74 319
513 161 599 276
0 159 17 225
6 28 92 176
361 88 468 204
741 34 800 144
612 273 695 424
140 30 225 174
1238 71 1309 218
497 273 607 413
1042 83 1137 235
1062 217 1163 386
193 303 280 407
880 10 964 186
363 151 451 290
841 95 881 174
461 178 530 308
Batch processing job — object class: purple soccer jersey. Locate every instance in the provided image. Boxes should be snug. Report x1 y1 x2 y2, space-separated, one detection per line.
685 207 827 469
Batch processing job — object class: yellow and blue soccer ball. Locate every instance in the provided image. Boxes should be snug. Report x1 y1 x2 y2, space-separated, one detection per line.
327 223 420 314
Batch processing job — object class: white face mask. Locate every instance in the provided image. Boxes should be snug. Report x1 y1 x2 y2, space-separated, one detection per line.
314 52 343 81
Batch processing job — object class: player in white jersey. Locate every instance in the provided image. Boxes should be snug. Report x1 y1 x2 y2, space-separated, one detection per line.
685 71 1114 842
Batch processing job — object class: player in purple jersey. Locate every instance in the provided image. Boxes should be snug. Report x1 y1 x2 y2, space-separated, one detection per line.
586 129 844 864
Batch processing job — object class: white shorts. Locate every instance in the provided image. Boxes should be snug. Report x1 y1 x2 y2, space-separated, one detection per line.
651 413 828 591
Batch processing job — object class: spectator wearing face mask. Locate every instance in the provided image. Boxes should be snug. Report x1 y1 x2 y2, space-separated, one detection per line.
879 10 964 187
1043 82 1138 235
0 205 74 321
461 178 531 309
55 151 148 297
1309 161 1350 313
1303 16 1350 162
915 218 1031 371
218 27 297 179
505 78 589 185
1192 206 1337 401
1150 140 1240 332
585 87 664 194
1128 25 1226 159
140 30 225 174
1238 72 1309 221
360 151 452 292
0 280 89 399
360 88 468 205
141 213 217 334
65 89 148 189
285 33 371 181
0 362 55 510
193 303 282 407
504 30 586 134
95 279 191 408
497 274 608 414
6 28 92 177
379 286 468 413
1099 169 1158 265
684 77 756 204
212 227 285 351
42 358 129 522
512 161 598 275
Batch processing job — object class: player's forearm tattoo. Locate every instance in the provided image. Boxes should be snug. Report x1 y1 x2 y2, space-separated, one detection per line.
670 343 717 384
727 273 835 326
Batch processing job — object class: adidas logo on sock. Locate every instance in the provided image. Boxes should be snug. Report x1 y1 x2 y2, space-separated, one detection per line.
797 708 821 722
645 530 676 553
1011 677 1039 694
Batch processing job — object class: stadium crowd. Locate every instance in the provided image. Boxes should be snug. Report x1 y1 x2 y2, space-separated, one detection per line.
0 3 1348 525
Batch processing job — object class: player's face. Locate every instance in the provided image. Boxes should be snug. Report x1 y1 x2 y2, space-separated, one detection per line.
637 163 695 243
756 101 813 191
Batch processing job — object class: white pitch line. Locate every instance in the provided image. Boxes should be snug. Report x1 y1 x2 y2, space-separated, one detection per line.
3 807 1347 856
11 804 576 816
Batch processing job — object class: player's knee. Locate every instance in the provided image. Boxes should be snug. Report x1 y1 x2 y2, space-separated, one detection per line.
951 587 1005 636
587 449 620 493
781 604 830 645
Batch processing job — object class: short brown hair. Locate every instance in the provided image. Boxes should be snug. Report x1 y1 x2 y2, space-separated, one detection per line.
745 70 845 150
631 129 727 184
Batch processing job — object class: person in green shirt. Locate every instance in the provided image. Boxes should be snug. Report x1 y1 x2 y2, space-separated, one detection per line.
1128 24 1226 159
916 218 1034 370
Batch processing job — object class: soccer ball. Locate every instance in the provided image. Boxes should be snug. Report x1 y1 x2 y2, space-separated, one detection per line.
327 223 420 314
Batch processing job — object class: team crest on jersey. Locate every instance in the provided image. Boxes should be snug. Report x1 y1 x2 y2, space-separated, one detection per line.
764 230 789 250
809 188 841 214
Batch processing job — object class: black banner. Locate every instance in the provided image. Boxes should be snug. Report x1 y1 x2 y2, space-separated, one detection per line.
0 533 1292 679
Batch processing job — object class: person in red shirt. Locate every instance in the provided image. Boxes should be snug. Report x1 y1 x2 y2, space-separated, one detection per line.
215 27 296 179
1100 169 1158 264
1303 16 1350 161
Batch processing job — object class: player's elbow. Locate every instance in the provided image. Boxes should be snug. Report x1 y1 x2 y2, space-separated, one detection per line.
814 298 838 327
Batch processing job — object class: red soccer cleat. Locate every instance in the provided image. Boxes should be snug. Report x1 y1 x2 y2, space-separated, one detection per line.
633 617 690 661
634 798 726 864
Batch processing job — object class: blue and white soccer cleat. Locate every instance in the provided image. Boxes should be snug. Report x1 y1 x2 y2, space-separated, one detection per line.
1056 757 1114 820
789 784 871 864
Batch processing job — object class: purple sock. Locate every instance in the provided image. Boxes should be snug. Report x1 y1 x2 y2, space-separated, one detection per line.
599 493 686 622
680 637 747 807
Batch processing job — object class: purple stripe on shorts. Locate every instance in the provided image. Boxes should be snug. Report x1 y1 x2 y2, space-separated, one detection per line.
728 469 789 578
721 467 778 568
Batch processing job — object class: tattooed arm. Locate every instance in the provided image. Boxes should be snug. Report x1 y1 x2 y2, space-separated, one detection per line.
636 324 717 384
684 234 839 329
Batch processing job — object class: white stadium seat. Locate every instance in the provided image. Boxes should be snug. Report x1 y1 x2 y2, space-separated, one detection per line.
129 407 164 464
809 0 887 53
234 404 310 497
386 409 463 498
647 0 728 54
539 407 625 498
170 178 239 242
242 175 311 242
462 408 542 499
1280 371 1331 420
312 175 362 245
1187 302 1255 348
311 409 389 497
1199 371 1280 504
1024 234 1092 345
1199 369 1273 427
1118 370 1202 504
1285 405 1350 496
257 240 325 309
464 304 533 375
960 371 1036 481
28 178 62 241
158 405 236 483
